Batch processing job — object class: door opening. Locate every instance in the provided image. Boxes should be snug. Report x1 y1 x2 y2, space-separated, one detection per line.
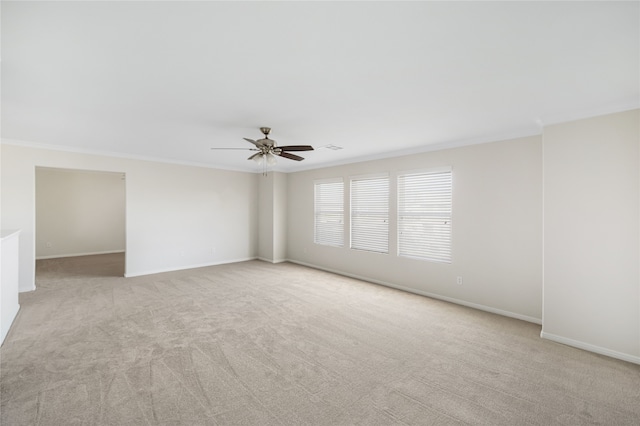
35 167 126 281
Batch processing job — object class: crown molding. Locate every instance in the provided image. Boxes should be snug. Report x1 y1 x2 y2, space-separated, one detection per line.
0 138 255 174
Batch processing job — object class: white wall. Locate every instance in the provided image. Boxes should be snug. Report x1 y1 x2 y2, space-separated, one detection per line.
257 172 287 263
273 172 288 262
258 173 274 261
36 168 125 259
542 109 639 363
287 136 543 322
1 144 258 291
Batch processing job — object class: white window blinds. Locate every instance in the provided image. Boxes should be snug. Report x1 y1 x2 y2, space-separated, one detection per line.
314 179 344 246
398 169 452 263
351 175 389 253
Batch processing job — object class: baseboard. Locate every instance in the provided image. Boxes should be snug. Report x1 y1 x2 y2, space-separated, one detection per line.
540 331 640 365
19 284 36 293
287 259 542 325
257 257 288 264
36 250 125 260
124 257 258 278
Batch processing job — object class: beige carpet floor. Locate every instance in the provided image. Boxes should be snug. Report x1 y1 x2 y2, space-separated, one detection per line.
1 254 639 425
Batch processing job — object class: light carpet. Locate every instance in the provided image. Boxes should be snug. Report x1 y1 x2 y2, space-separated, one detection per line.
1 254 639 425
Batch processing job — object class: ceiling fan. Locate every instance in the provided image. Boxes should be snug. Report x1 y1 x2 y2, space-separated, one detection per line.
211 127 314 168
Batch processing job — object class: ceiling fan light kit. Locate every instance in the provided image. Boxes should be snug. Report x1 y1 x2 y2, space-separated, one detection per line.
252 152 277 166
211 127 314 175
266 153 278 166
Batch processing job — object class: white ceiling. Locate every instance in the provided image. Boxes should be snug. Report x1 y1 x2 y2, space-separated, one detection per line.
2 1 638 173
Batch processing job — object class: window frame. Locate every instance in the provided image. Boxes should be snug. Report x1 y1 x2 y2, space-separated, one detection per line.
313 178 345 247
397 167 453 263
350 173 390 254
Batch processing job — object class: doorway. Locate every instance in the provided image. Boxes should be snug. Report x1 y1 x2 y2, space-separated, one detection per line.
35 167 126 279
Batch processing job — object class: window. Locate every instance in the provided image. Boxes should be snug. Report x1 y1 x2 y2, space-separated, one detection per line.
351 175 389 253
398 168 452 262
314 179 344 246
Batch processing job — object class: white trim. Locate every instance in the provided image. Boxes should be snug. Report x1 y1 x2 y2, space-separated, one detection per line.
7 106 638 177
35 166 124 177
313 177 344 185
36 250 125 260
397 168 453 263
540 331 640 365
290 106 639 174
1 138 254 173
350 174 390 254
398 165 453 176
314 179 345 247
287 259 542 325
124 257 258 277
257 257 287 264
349 171 390 181
537 101 640 127
289 128 543 173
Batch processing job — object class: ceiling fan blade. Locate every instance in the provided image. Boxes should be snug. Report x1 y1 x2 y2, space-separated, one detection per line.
277 145 314 151
211 147 257 150
244 138 264 147
278 151 305 161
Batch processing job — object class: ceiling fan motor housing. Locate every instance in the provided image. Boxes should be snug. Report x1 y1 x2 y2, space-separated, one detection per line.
258 138 275 148
257 127 275 148
212 127 312 162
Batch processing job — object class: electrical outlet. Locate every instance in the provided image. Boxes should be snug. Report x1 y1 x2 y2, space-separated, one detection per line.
456 276 463 285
